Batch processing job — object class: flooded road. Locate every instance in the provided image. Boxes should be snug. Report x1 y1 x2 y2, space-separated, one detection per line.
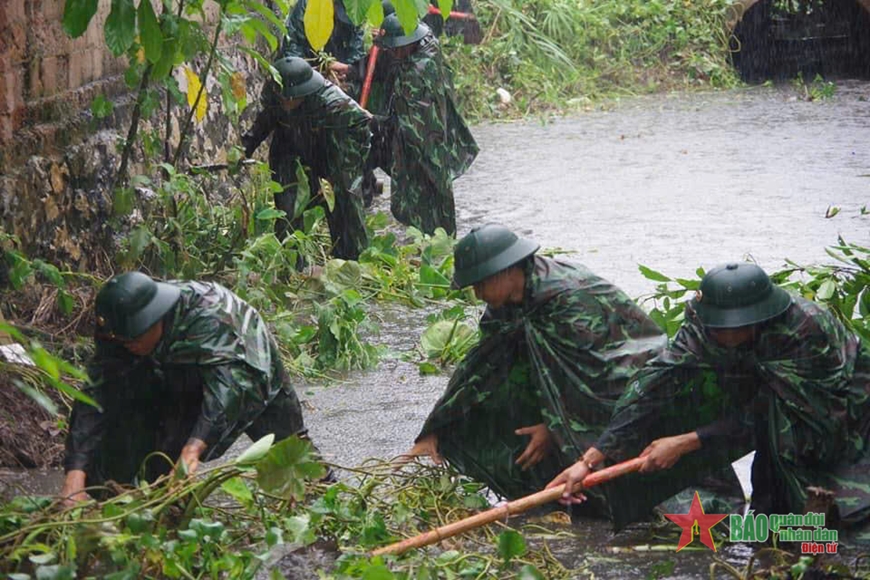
4 81 869 578
302 81 870 578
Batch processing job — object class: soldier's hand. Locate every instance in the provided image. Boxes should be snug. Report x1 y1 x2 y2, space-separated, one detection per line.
639 432 700 473
395 433 442 465
330 62 350 80
176 438 208 476
545 462 590 505
514 423 552 470
59 470 91 508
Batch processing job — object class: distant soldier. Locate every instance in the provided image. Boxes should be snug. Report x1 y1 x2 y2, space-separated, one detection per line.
242 56 369 260
403 224 668 507
550 263 870 531
375 14 478 235
60 272 320 503
281 0 366 93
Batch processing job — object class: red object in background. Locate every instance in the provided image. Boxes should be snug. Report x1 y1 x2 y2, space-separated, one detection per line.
427 5 476 20
360 45 380 109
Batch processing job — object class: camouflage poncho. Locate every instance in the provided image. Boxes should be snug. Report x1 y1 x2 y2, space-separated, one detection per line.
243 80 370 259
596 297 870 530
417 256 667 502
65 282 307 485
384 34 478 235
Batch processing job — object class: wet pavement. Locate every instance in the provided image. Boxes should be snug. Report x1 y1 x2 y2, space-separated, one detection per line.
5 81 870 578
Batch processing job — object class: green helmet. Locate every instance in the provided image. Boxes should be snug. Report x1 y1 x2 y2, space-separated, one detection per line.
273 56 326 99
453 224 539 288
95 272 180 340
381 1 395 16
377 14 429 48
691 262 792 328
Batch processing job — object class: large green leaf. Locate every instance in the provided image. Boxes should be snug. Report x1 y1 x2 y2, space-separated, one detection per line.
497 530 527 562
255 436 326 501
439 0 453 19
105 0 137 56
365 0 384 26
62 0 98 38
293 160 311 219
235 433 275 464
341 0 373 25
395 0 418 34
138 0 163 63
304 0 334 52
638 264 672 282
420 319 474 358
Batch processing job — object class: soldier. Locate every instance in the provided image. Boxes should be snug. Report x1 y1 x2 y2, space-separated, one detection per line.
242 56 369 260
375 14 478 236
402 224 668 507
281 0 366 93
60 272 321 503
550 262 870 531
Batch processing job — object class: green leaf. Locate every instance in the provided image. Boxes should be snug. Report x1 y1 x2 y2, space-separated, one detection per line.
293 160 311 220
265 526 284 547
320 179 335 213
361 564 394 580
35 564 77 580
395 0 418 33
304 0 334 52
113 186 135 216
365 0 384 26
417 361 439 375
235 433 275 465
439 0 453 19
255 436 326 500
138 0 163 63
420 319 474 358
57 290 75 316
342 0 373 24
638 264 671 282
128 225 152 260
91 95 115 118
220 477 253 505
105 0 137 56
63 0 99 37
14 381 59 415
497 530 526 562
256 208 286 221
816 279 836 301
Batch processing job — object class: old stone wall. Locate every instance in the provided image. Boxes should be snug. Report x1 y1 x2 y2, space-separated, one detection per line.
0 0 261 269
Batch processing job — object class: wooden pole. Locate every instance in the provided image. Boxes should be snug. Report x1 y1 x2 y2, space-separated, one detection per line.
371 456 645 557
360 46 380 110
427 5 477 20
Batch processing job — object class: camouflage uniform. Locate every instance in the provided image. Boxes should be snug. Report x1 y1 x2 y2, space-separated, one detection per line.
383 33 478 235
243 80 370 260
595 297 870 531
65 282 309 487
281 0 367 97
417 256 668 504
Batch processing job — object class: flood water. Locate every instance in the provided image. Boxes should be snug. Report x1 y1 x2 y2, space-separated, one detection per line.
4 81 870 578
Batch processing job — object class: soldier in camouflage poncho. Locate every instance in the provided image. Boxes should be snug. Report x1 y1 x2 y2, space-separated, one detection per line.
243 56 369 260
281 0 366 98
550 262 870 532
404 225 668 507
60 272 317 503
375 15 478 235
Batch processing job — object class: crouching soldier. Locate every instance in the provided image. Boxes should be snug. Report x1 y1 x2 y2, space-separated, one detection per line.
60 272 322 503
551 262 870 532
403 224 668 513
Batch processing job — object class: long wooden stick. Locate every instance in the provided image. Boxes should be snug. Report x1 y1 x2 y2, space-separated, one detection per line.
371 456 645 557
360 45 380 110
427 5 477 19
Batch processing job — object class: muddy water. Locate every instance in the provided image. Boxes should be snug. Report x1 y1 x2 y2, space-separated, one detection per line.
5 81 870 578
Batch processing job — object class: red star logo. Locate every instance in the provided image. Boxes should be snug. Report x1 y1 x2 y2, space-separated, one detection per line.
664 491 728 552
